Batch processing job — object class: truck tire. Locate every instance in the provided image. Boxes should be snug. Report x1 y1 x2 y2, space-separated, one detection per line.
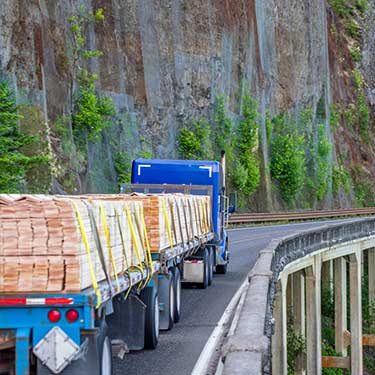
140 286 159 349
99 336 112 375
173 267 182 323
167 270 175 330
199 248 209 289
97 321 113 375
208 249 214 286
216 241 229 274
216 263 227 274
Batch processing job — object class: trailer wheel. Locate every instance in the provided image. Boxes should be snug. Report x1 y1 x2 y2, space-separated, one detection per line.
167 270 175 330
100 336 113 375
173 267 182 323
199 248 209 289
140 286 159 349
208 249 214 286
97 321 113 375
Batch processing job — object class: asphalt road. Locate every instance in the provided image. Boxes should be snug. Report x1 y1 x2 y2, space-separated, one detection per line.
114 219 362 375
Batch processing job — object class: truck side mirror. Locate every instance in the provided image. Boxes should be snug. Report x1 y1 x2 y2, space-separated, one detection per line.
228 192 237 213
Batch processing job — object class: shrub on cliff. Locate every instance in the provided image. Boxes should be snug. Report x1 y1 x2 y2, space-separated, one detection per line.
178 118 213 160
235 94 260 197
270 115 306 205
0 81 47 192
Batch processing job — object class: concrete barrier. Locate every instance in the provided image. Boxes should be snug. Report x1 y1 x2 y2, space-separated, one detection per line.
220 218 375 374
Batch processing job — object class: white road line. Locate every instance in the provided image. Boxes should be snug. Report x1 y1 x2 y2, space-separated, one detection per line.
191 277 249 375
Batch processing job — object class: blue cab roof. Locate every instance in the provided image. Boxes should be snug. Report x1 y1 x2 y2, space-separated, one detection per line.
131 159 222 186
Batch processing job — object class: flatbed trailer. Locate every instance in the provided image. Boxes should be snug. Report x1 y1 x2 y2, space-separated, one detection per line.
0 157 234 375
0 231 215 375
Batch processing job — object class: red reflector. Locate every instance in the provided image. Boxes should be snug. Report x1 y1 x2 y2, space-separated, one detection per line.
48 309 61 323
66 309 79 323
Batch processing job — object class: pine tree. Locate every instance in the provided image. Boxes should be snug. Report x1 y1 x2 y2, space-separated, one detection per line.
0 81 44 192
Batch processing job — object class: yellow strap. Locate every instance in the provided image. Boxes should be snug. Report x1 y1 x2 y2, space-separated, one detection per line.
201 200 208 233
115 208 133 298
72 201 101 308
99 204 120 293
141 205 154 278
125 205 144 273
162 198 174 250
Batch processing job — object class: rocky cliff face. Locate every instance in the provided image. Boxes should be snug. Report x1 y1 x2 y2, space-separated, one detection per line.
0 0 373 209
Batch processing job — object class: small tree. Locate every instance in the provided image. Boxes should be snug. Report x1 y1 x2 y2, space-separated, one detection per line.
178 118 213 160
213 95 233 158
270 115 306 205
0 81 46 192
68 6 115 140
236 95 260 196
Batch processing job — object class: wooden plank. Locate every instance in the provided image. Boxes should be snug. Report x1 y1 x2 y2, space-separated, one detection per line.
322 356 350 369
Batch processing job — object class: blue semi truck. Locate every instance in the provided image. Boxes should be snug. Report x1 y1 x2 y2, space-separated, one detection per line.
0 157 233 375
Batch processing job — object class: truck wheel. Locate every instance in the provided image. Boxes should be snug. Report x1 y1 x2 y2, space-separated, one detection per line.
208 249 214 286
140 286 159 349
167 270 175 330
216 241 229 274
199 248 209 289
100 336 113 375
97 321 113 375
173 267 182 323
216 263 227 274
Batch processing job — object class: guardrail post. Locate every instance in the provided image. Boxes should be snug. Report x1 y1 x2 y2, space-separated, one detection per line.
305 255 322 375
281 274 288 375
349 250 363 374
272 282 283 374
292 271 305 374
272 275 288 375
334 257 347 356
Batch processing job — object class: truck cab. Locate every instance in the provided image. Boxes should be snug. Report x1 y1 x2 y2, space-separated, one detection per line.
130 159 230 274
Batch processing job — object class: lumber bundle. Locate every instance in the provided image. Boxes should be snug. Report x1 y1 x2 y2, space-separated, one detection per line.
0 193 211 294
78 194 212 253
0 195 146 293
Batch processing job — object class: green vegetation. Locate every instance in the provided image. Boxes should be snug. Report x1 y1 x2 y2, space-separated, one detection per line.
330 0 352 16
349 45 362 62
235 95 260 196
287 324 306 375
315 124 332 201
0 81 47 192
213 95 233 158
352 69 370 143
330 104 341 130
270 115 306 205
114 151 132 185
72 72 115 140
330 0 369 16
345 19 361 38
332 165 351 195
69 6 115 140
178 119 213 160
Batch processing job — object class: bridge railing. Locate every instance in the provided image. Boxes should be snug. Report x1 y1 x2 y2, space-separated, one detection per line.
221 218 375 375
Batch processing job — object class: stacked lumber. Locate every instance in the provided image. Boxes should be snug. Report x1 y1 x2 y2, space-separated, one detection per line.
0 193 211 294
75 194 212 253
0 195 146 293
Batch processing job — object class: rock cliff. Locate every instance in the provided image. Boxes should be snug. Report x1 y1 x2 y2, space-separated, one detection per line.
0 0 373 209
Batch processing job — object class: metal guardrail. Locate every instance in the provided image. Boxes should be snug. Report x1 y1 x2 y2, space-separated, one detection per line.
219 217 375 374
228 208 375 224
